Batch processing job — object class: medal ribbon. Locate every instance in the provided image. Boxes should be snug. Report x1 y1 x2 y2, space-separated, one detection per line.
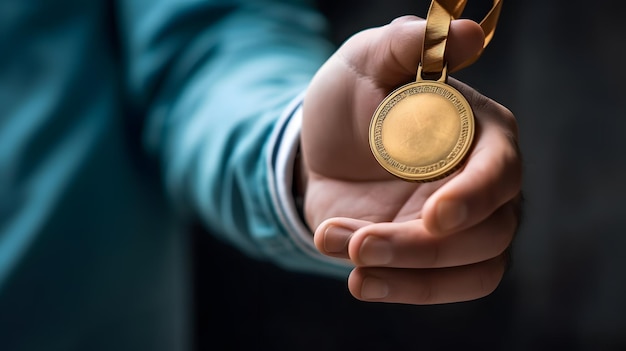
421 0 503 79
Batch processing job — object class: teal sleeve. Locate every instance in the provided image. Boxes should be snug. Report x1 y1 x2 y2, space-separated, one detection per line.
119 0 350 275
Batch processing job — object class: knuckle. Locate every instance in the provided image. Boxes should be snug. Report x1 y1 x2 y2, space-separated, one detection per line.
498 105 518 131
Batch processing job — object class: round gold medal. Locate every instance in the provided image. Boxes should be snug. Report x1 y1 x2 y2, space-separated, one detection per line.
367 0 502 182
369 79 474 182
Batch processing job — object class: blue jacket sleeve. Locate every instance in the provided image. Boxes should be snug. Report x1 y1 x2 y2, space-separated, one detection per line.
118 0 352 276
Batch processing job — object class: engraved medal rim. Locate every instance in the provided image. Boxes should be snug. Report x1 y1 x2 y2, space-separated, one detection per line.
369 80 475 182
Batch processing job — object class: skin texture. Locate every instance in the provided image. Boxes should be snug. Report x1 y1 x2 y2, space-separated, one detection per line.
301 16 522 305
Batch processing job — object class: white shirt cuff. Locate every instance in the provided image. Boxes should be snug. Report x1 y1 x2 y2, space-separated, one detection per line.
267 92 352 276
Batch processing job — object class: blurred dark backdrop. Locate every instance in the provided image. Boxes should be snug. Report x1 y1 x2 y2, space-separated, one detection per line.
192 1 626 350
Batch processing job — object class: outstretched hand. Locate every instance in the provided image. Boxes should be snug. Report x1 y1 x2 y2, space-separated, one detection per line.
300 16 522 304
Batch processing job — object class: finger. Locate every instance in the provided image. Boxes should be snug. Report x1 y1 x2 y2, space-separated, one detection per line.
348 200 518 268
422 88 522 235
314 217 373 259
348 255 506 304
341 16 485 88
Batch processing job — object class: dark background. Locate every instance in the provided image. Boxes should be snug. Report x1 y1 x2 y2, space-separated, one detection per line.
193 1 626 350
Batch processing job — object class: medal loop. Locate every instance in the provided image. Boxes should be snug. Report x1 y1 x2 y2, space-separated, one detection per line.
421 0 503 80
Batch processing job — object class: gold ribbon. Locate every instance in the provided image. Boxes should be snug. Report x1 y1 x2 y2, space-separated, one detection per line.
420 0 503 79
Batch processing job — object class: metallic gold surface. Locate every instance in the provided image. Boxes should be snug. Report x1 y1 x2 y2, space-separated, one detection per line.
369 78 474 182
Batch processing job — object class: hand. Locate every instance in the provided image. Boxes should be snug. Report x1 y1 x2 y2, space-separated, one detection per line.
300 16 522 304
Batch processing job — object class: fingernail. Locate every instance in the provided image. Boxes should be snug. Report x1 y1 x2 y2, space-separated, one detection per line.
359 236 393 266
323 226 352 254
436 200 467 232
361 277 389 299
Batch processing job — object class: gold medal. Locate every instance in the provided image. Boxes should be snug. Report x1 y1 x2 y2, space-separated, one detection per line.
369 65 474 182
368 0 502 182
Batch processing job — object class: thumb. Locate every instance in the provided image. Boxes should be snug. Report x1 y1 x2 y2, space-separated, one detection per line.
340 16 485 89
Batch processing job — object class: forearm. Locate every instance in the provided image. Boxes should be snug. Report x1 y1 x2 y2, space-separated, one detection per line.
120 0 351 275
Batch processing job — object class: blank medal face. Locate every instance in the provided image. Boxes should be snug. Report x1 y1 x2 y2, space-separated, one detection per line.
369 81 474 182
382 92 460 167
